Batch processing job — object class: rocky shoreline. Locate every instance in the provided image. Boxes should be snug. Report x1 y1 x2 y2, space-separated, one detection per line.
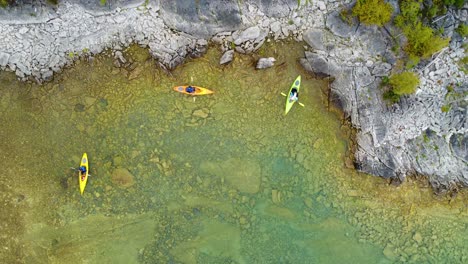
0 0 466 188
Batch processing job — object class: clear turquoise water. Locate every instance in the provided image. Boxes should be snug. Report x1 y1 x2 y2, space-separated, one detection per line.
1 42 467 264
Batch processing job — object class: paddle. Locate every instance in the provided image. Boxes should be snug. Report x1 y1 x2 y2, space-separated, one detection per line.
281 92 305 107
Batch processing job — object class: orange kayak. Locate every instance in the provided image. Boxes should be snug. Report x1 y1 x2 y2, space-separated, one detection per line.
173 85 214 95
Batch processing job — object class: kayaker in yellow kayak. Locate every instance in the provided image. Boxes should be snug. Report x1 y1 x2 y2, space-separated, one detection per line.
71 166 90 180
78 166 87 180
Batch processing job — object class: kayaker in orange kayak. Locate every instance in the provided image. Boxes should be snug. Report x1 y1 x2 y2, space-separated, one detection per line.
186 86 196 93
173 85 214 95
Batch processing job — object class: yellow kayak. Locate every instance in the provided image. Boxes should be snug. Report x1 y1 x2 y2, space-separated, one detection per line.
173 85 214 95
79 153 89 195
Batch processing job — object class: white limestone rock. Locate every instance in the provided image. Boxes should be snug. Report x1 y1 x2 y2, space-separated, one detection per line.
220 50 234 65
256 57 276 69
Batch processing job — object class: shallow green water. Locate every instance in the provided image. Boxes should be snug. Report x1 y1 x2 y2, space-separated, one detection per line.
1 41 467 264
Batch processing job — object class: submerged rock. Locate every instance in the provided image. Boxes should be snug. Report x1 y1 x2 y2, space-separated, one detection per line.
128 65 143 80
170 219 244 264
200 158 261 194
111 168 135 188
25 213 157 263
383 244 398 260
413 232 423 243
74 103 85 112
192 108 209 119
271 189 281 204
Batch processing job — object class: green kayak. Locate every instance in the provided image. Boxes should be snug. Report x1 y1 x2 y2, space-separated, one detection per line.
284 75 301 115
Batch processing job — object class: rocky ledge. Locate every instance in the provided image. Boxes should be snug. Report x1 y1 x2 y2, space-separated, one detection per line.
0 0 466 189
300 6 467 190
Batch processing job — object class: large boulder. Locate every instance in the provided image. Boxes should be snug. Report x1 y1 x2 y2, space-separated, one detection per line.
0 51 10 67
303 29 325 51
111 168 135 188
159 0 242 38
220 50 234 65
256 57 276 69
355 26 388 56
254 0 298 17
300 51 339 76
325 11 358 38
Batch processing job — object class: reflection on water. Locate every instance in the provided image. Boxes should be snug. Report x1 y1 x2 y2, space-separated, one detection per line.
1 42 467 263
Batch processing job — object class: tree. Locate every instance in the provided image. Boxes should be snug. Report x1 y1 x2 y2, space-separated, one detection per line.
352 0 394 26
456 24 468 37
395 0 421 27
0 0 9 8
389 72 420 95
403 22 449 58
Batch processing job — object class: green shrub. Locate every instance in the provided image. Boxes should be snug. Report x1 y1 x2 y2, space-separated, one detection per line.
381 76 390 85
456 24 468 37
459 56 468 74
454 0 465 8
383 90 401 103
446 84 454 92
395 0 421 27
352 0 394 26
423 133 430 143
441 105 451 112
389 71 420 95
0 0 8 8
405 54 420 69
461 56 468 64
444 0 466 8
395 0 450 65
391 43 401 55
340 8 354 25
424 5 439 18
403 22 449 58
429 0 448 16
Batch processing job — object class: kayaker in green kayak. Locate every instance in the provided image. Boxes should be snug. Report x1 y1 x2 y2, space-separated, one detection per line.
281 75 304 115
289 88 298 102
